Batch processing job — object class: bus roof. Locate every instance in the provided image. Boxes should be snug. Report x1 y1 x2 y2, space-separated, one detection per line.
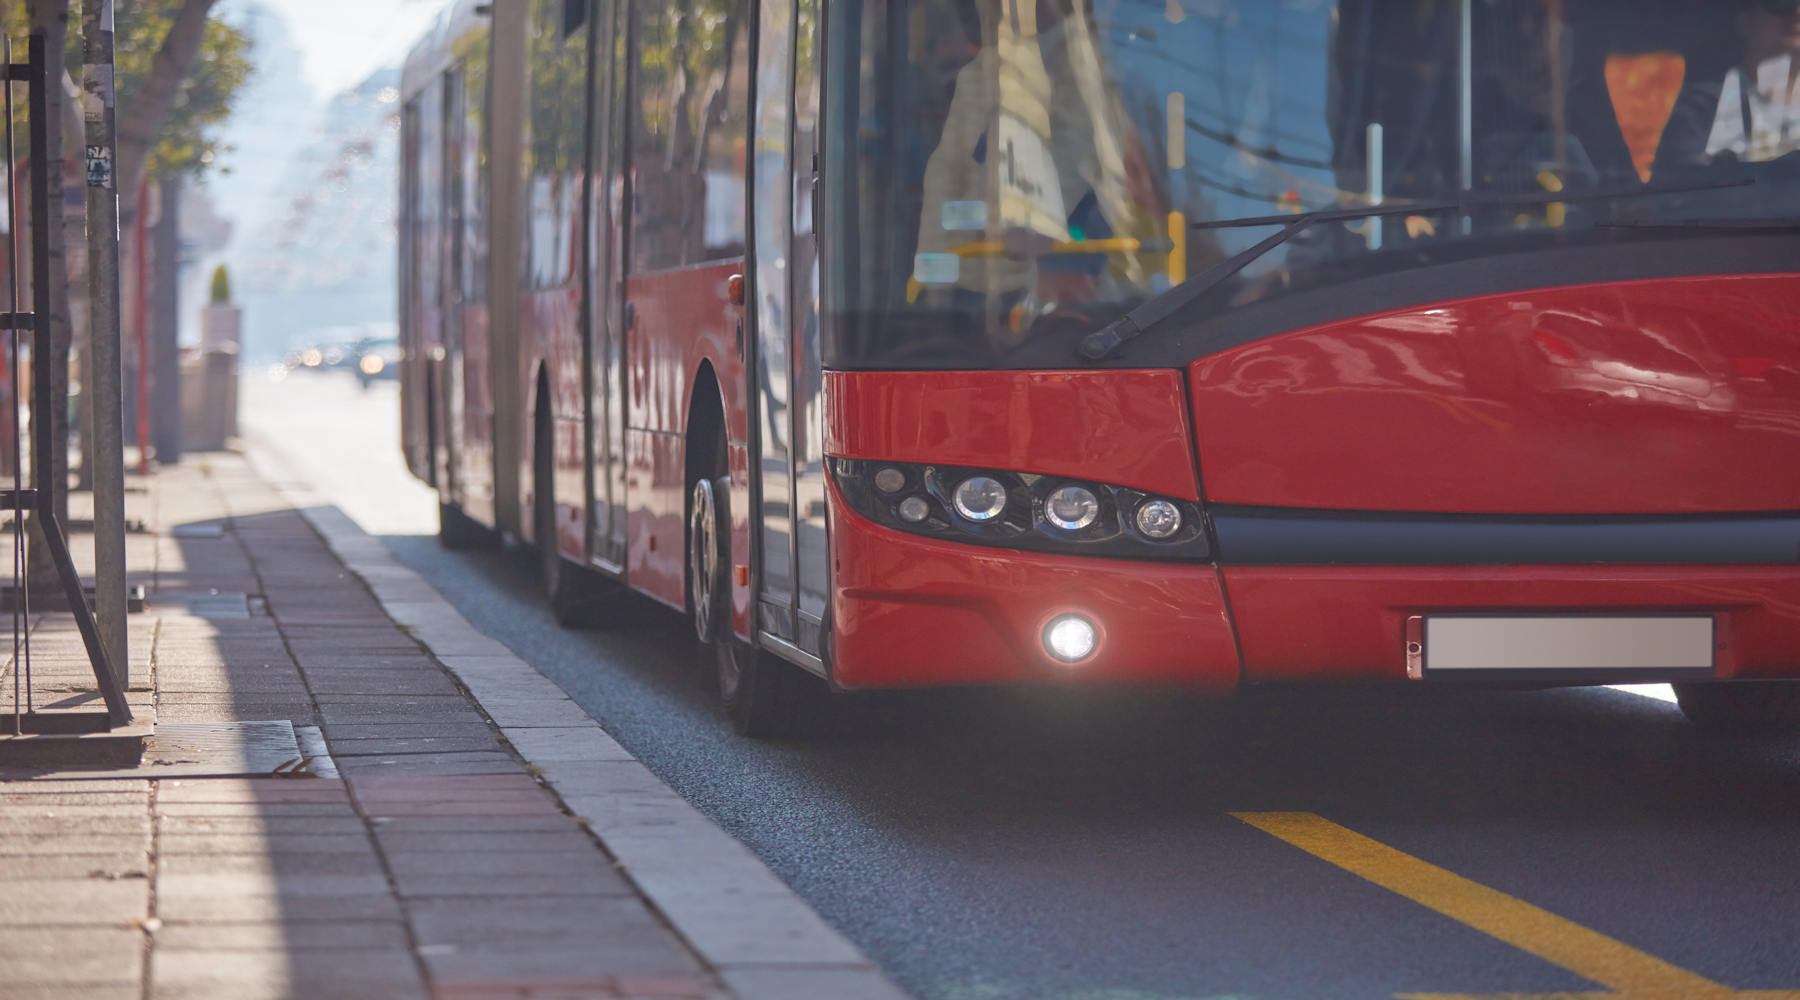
399 0 489 101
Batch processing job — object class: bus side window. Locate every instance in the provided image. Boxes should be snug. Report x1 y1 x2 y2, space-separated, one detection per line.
629 0 751 273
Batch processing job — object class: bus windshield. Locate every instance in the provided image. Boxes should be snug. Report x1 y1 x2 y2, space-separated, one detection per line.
821 0 1800 370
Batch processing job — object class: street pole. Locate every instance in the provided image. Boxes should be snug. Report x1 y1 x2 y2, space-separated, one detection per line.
82 0 128 687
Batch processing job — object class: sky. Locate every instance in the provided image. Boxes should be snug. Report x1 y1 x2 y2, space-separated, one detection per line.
224 0 444 100
177 0 440 350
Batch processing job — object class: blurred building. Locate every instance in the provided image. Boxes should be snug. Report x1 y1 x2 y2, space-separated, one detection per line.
187 2 404 362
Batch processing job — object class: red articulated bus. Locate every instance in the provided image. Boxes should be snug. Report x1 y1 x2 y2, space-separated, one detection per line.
401 0 1800 736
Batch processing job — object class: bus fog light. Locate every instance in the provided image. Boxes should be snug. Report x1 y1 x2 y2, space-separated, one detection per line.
1043 614 1098 663
874 467 907 493
1134 499 1182 539
952 475 1008 522
897 496 931 523
1045 485 1099 530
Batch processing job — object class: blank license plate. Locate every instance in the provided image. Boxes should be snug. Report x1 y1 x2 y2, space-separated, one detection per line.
1422 615 1714 677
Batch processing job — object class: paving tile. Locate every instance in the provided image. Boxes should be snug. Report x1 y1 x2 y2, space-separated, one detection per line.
155 704 318 725
309 692 469 705
0 814 150 835
391 870 634 898
151 891 404 923
317 709 491 727
363 816 577 834
156 833 373 855
156 779 350 804
156 815 368 837
0 878 149 926
149 946 426 1000
335 752 524 777
157 852 386 878
349 773 543 796
154 802 358 818
0 791 149 807
302 674 463 696
321 722 499 740
158 871 392 898
0 986 141 1000
371 830 597 854
0 834 151 856
0 927 144 986
0 780 147 794
382 850 620 879
0 854 149 879
154 919 412 951
328 735 505 755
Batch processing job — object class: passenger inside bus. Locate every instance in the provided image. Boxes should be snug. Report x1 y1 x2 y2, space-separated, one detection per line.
909 0 1165 352
1655 0 1800 168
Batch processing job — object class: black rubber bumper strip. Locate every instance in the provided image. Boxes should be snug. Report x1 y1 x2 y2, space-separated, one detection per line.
1208 507 1800 566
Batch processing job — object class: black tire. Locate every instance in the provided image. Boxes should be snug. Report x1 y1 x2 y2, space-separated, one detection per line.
1673 681 1800 735
437 501 491 550
688 425 828 738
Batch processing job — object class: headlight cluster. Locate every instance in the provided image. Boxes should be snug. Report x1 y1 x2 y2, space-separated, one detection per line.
830 458 1210 561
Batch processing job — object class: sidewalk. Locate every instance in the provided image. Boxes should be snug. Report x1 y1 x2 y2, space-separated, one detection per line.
0 452 906 1000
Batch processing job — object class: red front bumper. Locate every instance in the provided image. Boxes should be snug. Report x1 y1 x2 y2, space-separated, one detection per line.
829 484 1800 689
828 480 1240 690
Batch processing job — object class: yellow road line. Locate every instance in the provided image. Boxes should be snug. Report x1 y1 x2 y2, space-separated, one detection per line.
1231 812 1730 998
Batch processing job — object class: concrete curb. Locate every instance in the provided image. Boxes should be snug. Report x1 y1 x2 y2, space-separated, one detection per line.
242 443 910 1000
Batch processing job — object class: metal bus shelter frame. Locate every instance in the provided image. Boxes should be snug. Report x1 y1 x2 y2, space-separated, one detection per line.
1 31 131 734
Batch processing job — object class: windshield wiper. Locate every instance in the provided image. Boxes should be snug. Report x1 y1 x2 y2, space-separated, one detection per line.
1075 176 1754 363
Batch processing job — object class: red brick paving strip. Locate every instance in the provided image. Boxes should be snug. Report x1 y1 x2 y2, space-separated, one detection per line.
1 458 729 1000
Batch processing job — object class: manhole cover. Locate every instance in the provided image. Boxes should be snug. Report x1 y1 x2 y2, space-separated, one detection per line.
144 721 311 778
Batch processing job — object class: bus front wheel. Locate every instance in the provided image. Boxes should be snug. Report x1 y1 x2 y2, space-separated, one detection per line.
688 442 826 738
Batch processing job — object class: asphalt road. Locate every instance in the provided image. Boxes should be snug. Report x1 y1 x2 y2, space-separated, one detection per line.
242 371 1800 1000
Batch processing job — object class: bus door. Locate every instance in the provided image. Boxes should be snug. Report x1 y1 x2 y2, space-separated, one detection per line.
751 0 827 657
789 0 828 657
445 68 480 513
587 0 628 569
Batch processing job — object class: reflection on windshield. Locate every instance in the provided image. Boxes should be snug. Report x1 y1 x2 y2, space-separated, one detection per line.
824 0 1800 370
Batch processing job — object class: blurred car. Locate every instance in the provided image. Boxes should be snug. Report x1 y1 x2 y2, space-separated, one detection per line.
355 337 400 388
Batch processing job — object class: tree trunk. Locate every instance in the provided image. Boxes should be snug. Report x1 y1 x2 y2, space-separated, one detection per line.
151 175 180 463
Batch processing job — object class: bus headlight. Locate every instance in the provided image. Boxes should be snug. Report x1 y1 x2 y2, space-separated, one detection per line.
1045 485 1100 531
952 475 1008 522
1134 499 1182 539
897 496 931 523
828 459 1209 562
